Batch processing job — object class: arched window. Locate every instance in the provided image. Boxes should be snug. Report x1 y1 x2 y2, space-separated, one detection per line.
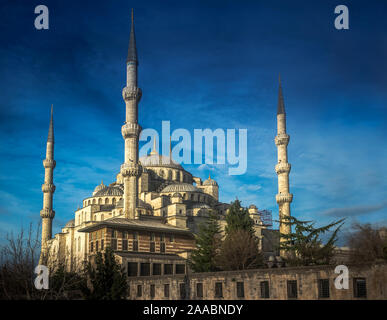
92 199 96 204
105 198 109 204
168 170 172 180
98 198 102 204
88 200 91 206
159 170 164 177
112 198 116 205
78 237 81 252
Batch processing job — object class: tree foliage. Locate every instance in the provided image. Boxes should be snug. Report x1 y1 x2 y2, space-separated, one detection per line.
189 212 222 272
347 223 387 264
84 247 128 300
225 200 255 236
279 216 345 266
216 229 264 270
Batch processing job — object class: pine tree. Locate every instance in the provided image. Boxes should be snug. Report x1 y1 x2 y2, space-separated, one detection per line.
225 199 255 236
189 212 222 272
279 216 345 266
84 247 128 300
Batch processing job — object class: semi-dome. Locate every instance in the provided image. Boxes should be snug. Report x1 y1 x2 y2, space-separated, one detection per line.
161 183 202 193
203 174 218 186
94 184 124 197
64 219 75 228
139 153 183 170
93 181 107 196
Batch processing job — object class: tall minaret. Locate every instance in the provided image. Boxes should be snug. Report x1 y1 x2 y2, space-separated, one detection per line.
40 105 56 262
120 9 143 219
274 75 293 253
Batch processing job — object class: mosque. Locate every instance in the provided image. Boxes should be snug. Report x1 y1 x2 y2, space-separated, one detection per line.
39 12 292 275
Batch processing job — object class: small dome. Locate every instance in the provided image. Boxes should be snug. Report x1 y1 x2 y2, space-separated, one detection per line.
64 219 75 228
172 192 182 198
249 204 257 209
203 174 218 186
161 183 201 193
93 181 107 196
94 184 124 197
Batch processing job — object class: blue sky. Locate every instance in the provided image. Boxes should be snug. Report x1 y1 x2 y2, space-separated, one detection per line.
0 0 386 243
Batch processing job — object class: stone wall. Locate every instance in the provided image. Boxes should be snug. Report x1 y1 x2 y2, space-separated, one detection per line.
127 263 387 300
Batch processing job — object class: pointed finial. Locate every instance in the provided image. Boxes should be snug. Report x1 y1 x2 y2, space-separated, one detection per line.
150 136 157 155
47 104 54 142
131 8 134 24
169 136 172 163
277 74 285 115
208 173 211 180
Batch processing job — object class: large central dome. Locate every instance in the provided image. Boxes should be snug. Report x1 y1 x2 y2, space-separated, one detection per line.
139 153 183 170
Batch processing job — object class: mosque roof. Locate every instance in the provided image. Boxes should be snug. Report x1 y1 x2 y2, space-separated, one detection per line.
203 174 218 186
78 217 193 235
94 184 124 197
64 219 75 228
139 153 183 170
161 183 202 193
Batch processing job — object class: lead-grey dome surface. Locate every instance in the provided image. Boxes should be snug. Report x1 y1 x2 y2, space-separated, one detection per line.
94 185 124 197
161 183 202 193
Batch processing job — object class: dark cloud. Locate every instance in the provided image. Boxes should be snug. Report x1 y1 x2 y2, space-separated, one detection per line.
322 202 387 218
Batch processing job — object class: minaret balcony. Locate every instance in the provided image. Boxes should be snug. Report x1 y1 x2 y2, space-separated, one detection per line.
42 183 56 193
275 162 291 175
120 163 143 177
121 123 142 139
122 86 142 102
275 133 289 146
40 208 55 219
276 193 293 204
43 159 56 168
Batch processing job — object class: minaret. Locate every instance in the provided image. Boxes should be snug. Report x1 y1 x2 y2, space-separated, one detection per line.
40 105 56 263
274 75 293 254
120 9 142 219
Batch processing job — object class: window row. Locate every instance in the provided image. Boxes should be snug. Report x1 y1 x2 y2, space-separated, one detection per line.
132 283 187 299
127 262 186 277
133 278 366 299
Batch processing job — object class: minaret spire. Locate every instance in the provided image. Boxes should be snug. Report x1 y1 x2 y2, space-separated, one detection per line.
40 106 56 264
127 8 138 65
48 104 54 142
121 10 143 219
274 76 293 257
277 73 285 115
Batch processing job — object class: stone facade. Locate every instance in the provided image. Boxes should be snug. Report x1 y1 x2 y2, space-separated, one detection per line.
126 263 387 300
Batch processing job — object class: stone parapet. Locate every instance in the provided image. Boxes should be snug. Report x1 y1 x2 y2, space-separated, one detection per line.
275 162 291 175
40 208 55 219
120 163 143 177
121 123 142 139
122 86 142 102
43 159 56 168
276 193 293 204
42 183 56 193
275 133 290 146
